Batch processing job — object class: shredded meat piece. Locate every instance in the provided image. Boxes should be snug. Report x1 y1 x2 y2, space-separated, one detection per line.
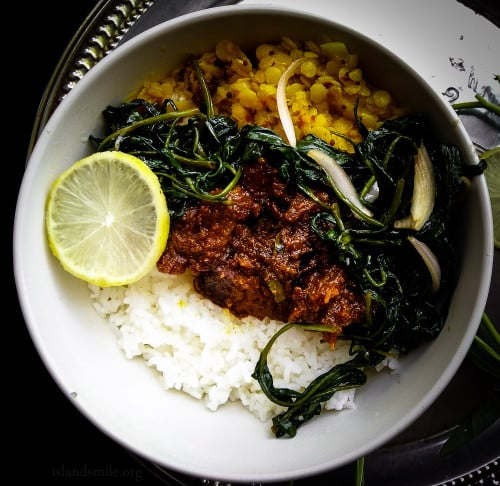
156 159 366 346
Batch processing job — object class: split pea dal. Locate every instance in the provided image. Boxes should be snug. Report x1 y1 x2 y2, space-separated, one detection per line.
129 36 406 152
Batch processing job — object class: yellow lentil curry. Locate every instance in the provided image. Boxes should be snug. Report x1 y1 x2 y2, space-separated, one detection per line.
129 36 405 152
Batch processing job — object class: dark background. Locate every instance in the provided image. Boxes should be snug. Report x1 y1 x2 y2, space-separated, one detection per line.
8 1 500 485
8 2 178 484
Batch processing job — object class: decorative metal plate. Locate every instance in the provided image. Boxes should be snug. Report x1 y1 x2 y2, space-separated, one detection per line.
29 1 500 484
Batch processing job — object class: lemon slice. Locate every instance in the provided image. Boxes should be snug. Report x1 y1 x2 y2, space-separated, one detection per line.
482 146 500 249
45 151 169 287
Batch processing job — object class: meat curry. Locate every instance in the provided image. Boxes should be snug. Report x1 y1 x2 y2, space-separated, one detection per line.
157 157 366 346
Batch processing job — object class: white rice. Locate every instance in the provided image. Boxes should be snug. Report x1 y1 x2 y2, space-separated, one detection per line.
89 268 366 423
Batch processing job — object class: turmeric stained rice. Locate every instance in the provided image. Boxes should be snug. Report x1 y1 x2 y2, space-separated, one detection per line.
129 36 405 152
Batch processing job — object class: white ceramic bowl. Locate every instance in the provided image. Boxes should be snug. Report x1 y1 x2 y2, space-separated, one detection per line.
14 5 493 483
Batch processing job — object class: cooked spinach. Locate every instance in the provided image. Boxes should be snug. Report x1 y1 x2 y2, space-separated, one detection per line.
89 64 482 438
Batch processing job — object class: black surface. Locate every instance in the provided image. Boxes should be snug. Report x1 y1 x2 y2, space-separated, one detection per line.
9 1 500 485
459 0 500 26
10 2 152 484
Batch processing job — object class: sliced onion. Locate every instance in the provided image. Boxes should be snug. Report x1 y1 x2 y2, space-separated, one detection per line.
411 143 436 229
408 236 441 293
307 148 373 218
394 143 436 231
277 57 305 147
363 180 380 203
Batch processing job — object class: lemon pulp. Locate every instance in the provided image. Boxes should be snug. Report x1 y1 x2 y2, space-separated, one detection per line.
45 151 169 287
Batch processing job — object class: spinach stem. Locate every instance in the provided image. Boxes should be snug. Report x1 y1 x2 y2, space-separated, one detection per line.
193 60 214 117
480 313 500 345
452 93 500 116
97 108 200 151
473 336 500 363
355 456 365 486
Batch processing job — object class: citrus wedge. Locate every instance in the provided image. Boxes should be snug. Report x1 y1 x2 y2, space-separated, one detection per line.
482 146 500 249
45 151 169 287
